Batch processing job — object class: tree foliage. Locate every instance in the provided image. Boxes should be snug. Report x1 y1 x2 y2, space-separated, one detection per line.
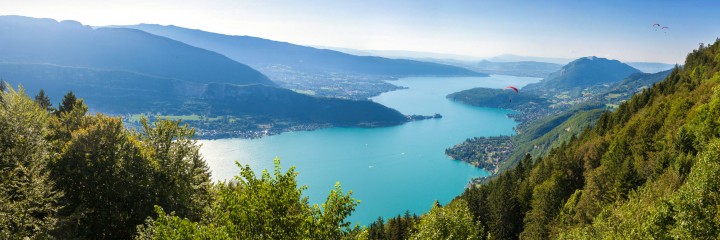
366 211 420 240
0 86 61 238
137 158 361 239
410 200 479 240
139 118 213 222
34 89 54 112
56 91 77 115
48 114 217 239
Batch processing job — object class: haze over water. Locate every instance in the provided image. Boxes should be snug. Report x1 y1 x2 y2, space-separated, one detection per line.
199 75 540 224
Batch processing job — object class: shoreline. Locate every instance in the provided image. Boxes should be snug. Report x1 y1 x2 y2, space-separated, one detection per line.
178 113 444 140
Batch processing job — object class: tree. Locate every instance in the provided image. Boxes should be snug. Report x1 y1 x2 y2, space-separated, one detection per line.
56 91 77 115
0 80 6 104
487 174 522 239
34 89 54 112
215 158 312 239
50 97 88 146
139 118 213 222
309 182 361 239
410 199 479 240
666 140 720 238
53 115 156 239
0 86 61 238
135 206 230 240
368 217 385 239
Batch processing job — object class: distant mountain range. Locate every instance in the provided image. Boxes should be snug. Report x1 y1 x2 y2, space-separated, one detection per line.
458 60 562 78
119 24 486 78
0 16 272 86
624 62 676 73
321 50 673 78
487 54 572 65
310 49 565 78
522 56 641 96
0 16 410 134
340 50 670 79
314 47 485 62
485 55 675 74
488 55 674 74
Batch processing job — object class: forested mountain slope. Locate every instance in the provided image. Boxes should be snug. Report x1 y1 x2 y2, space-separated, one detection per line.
522 56 641 97
455 40 720 239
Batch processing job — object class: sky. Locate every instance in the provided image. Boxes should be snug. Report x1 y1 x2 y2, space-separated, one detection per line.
1 0 719 64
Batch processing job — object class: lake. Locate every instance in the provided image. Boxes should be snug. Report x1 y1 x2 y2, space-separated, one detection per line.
198 75 540 224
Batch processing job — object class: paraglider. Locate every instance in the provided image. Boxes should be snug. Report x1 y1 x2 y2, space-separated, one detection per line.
652 23 669 33
504 86 518 102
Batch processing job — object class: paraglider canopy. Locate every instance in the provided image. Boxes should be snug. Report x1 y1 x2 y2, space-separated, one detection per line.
505 86 519 93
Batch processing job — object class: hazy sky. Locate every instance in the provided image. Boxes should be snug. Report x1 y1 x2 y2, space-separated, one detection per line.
2 0 719 63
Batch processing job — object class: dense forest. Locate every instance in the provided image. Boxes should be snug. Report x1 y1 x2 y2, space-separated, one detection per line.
370 39 720 239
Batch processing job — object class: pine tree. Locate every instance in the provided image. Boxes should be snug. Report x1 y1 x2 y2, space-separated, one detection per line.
368 217 385 240
0 86 61 238
56 91 77 115
34 89 54 112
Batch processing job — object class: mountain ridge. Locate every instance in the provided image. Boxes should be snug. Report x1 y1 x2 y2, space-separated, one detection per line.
522 56 641 97
0 15 274 86
120 24 487 77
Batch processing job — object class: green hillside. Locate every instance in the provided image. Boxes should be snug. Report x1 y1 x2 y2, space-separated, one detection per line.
522 56 641 97
452 40 720 239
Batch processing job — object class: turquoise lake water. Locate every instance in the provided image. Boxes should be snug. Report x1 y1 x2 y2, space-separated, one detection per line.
198 75 540 225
